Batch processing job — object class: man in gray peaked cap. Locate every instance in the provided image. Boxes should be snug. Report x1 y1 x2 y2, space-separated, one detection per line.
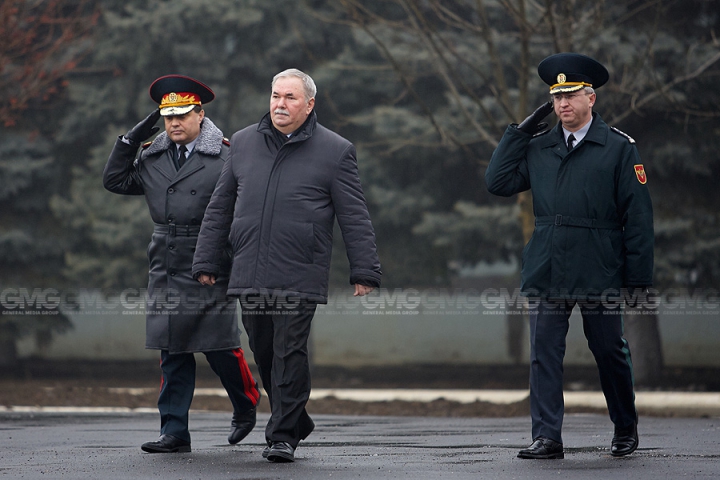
486 53 653 460
103 74 259 454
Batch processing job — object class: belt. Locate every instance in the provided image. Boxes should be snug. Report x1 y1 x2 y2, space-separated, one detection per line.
153 224 201 236
535 215 621 230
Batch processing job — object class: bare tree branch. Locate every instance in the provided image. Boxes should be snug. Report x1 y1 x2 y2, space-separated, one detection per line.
609 51 720 125
348 10 452 146
0 0 98 127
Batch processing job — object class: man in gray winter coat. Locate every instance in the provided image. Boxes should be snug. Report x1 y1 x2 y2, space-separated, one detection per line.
193 68 382 463
103 75 259 454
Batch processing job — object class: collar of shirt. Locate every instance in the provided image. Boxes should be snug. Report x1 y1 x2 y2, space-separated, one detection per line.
175 138 197 157
563 119 592 145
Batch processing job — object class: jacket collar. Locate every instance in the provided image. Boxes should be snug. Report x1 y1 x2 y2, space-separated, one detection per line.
537 112 609 149
143 117 224 157
257 110 317 143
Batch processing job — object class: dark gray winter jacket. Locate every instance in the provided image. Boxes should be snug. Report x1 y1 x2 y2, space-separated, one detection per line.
192 111 381 303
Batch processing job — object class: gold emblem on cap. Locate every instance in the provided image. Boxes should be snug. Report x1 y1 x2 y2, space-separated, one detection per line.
159 92 201 108
557 73 567 84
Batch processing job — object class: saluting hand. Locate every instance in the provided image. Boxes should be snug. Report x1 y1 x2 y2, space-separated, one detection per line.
125 109 162 145
517 101 553 135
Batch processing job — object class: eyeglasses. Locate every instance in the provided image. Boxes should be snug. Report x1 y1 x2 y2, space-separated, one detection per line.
552 92 589 103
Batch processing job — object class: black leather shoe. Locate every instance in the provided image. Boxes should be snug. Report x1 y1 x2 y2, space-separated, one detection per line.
267 441 295 463
262 445 270 458
517 437 564 459
611 422 639 457
228 408 257 444
141 434 191 453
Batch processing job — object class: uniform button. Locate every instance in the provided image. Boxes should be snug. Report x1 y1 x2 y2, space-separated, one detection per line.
168 215 175 222
191 190 196 195
169 271 176 276
191 219 197 224
168 245 175 250
168 188 174 194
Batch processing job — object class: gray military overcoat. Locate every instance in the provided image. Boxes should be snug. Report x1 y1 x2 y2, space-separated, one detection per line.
103 118 239 353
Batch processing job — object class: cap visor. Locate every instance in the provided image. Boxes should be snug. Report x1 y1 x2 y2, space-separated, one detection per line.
160 105 196 116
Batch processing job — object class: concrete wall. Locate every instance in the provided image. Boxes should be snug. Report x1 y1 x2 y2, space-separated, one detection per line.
14 290 720 367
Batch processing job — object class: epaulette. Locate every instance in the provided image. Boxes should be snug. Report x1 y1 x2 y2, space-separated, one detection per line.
610 126 635 144
222 137 230 146
141 141 152 149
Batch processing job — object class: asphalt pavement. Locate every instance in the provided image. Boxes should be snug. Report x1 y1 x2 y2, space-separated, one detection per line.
1 410 718 479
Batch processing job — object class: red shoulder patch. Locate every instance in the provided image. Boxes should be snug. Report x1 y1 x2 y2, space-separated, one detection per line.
222 137 230 146
634 164 647 184
141 141 152 149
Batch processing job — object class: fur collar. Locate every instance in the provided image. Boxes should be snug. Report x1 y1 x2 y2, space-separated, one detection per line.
142 117 224 158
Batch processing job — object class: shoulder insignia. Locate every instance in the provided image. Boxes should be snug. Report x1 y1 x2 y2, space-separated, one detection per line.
634 164 647 184
141 141 152 149
222 137 230 146
610 126 635 144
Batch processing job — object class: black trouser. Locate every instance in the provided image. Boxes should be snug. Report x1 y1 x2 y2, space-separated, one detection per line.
158 348 260 443
529 299 637 443
240 300 316 448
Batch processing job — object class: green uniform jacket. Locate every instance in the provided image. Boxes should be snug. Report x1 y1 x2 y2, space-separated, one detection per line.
485 113 653 300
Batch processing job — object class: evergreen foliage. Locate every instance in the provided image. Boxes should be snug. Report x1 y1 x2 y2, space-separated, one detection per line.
1 0 719 369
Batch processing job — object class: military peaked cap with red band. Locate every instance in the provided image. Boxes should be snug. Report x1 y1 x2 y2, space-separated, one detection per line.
538 53 609 94
149 74 215 116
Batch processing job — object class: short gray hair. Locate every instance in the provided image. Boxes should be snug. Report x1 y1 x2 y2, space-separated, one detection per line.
272 68 317 102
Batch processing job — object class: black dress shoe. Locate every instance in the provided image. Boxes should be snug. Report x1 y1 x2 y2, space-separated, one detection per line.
228 408 257 444
267 441 295 463
262 445 270 458
517 437 564 459
141 434 191 453
611 422 639 457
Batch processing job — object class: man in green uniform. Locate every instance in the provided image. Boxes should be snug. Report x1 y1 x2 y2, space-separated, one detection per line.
485 53 653 459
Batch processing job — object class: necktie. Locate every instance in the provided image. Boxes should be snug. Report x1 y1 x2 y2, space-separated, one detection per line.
567 134 576 151
177 145 188 168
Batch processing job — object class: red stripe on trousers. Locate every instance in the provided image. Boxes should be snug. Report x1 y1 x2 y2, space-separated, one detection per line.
233 348 260 405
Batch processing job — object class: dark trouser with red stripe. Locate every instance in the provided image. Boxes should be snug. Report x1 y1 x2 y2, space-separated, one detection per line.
158 348 259 443
241 301 316 448
529 299 637 444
